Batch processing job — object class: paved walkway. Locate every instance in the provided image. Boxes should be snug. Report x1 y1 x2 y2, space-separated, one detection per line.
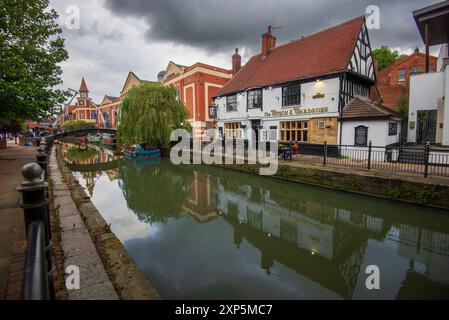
49 148 118 300
0 141 35 299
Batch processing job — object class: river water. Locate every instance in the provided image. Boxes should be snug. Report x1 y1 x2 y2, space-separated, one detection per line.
61 142 449 299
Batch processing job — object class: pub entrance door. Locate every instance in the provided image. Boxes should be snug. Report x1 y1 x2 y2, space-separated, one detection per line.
251 120 261 147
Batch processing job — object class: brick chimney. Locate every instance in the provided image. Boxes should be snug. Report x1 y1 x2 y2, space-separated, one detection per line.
261 25 276 57
232 48 241 75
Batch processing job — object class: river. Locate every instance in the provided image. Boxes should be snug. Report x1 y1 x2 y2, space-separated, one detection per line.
60 142 449 299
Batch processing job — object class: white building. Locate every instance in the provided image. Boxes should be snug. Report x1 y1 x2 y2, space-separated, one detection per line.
407 1 449 146
213 16 402 147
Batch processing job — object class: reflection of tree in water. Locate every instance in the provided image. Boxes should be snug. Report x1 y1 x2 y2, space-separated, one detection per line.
66 146 97 164
118 159 193 224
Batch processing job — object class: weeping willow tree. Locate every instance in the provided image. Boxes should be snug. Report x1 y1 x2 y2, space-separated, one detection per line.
117 82 190 148
118 159 193 224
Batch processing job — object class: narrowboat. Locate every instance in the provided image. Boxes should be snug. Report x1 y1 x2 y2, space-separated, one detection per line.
123 144 160 159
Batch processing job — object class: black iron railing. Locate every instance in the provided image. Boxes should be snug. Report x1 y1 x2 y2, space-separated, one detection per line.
280 141 449 178
17 137 54 300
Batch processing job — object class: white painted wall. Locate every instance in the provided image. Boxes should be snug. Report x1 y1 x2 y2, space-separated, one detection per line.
436 44 448 72
341 120 401 147
408 72 445 143
215 77 340 129
442 67 449 146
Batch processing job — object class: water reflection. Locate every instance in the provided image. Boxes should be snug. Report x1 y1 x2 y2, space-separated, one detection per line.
63 143 449 299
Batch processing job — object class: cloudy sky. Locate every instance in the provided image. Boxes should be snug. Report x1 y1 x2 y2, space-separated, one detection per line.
50 0 442 103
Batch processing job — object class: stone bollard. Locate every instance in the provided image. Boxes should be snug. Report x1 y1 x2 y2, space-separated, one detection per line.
17 163 53 271
36 145 48 180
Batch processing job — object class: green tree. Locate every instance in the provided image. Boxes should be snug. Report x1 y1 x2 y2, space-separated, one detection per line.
117 82 190 148
118 159 193 224
397 95 409 118
372 45 399 70
62 119 94 132
0 0 69 125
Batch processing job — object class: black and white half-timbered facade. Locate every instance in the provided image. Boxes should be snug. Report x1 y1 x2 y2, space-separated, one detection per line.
212 16 402 147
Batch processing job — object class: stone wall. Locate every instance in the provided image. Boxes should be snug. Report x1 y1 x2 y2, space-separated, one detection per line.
308 117 338 144
214 162 449 210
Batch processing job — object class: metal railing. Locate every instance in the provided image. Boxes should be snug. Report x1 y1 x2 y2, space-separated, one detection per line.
17 137 54 300
280 141 449 178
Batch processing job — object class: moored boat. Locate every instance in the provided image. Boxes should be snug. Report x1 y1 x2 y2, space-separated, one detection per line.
87 133 102 144
123 144 160 159
102 133 117 147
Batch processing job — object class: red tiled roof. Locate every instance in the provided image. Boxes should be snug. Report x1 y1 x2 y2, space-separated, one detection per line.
342 96 403 120
214 16 365 97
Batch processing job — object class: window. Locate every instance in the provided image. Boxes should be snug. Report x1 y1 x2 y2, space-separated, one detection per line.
389 123 398 136
247 89 262 109
269 126 277 141
398 69 406 82
318 121 325 129
354 126 368 146
410 66 422 75
91 111 97 119
280 121 308 142
282 83 301 107
224 122 241 139
79 100 84 106
226 95 237 112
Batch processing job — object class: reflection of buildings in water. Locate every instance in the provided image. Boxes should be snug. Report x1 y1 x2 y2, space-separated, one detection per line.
81 171 101 197
214 182 368 298
213 180 449 298
105 169 118 181
390 224 449 286
182 171 217 223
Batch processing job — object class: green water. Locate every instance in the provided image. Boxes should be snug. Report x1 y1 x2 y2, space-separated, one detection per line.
62 143 449 299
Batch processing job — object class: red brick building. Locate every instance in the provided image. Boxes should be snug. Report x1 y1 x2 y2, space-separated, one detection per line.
160 61 233 132
63 78 98 124
375 49 437 110
97 72 154 128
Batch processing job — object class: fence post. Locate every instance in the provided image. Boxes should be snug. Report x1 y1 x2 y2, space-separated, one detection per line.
367 140 372 170
16 163 54 297
424 141 430 178
36 145 48 180
323 141 327 166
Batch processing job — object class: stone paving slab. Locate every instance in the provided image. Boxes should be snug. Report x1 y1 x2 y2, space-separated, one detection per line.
49 148 118 300
67 281 118 300
57 203 79 217
60 228 98 258
59 214 85 232
64 251 111 289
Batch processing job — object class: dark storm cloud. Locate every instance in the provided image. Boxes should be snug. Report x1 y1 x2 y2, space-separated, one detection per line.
105 0 437 55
